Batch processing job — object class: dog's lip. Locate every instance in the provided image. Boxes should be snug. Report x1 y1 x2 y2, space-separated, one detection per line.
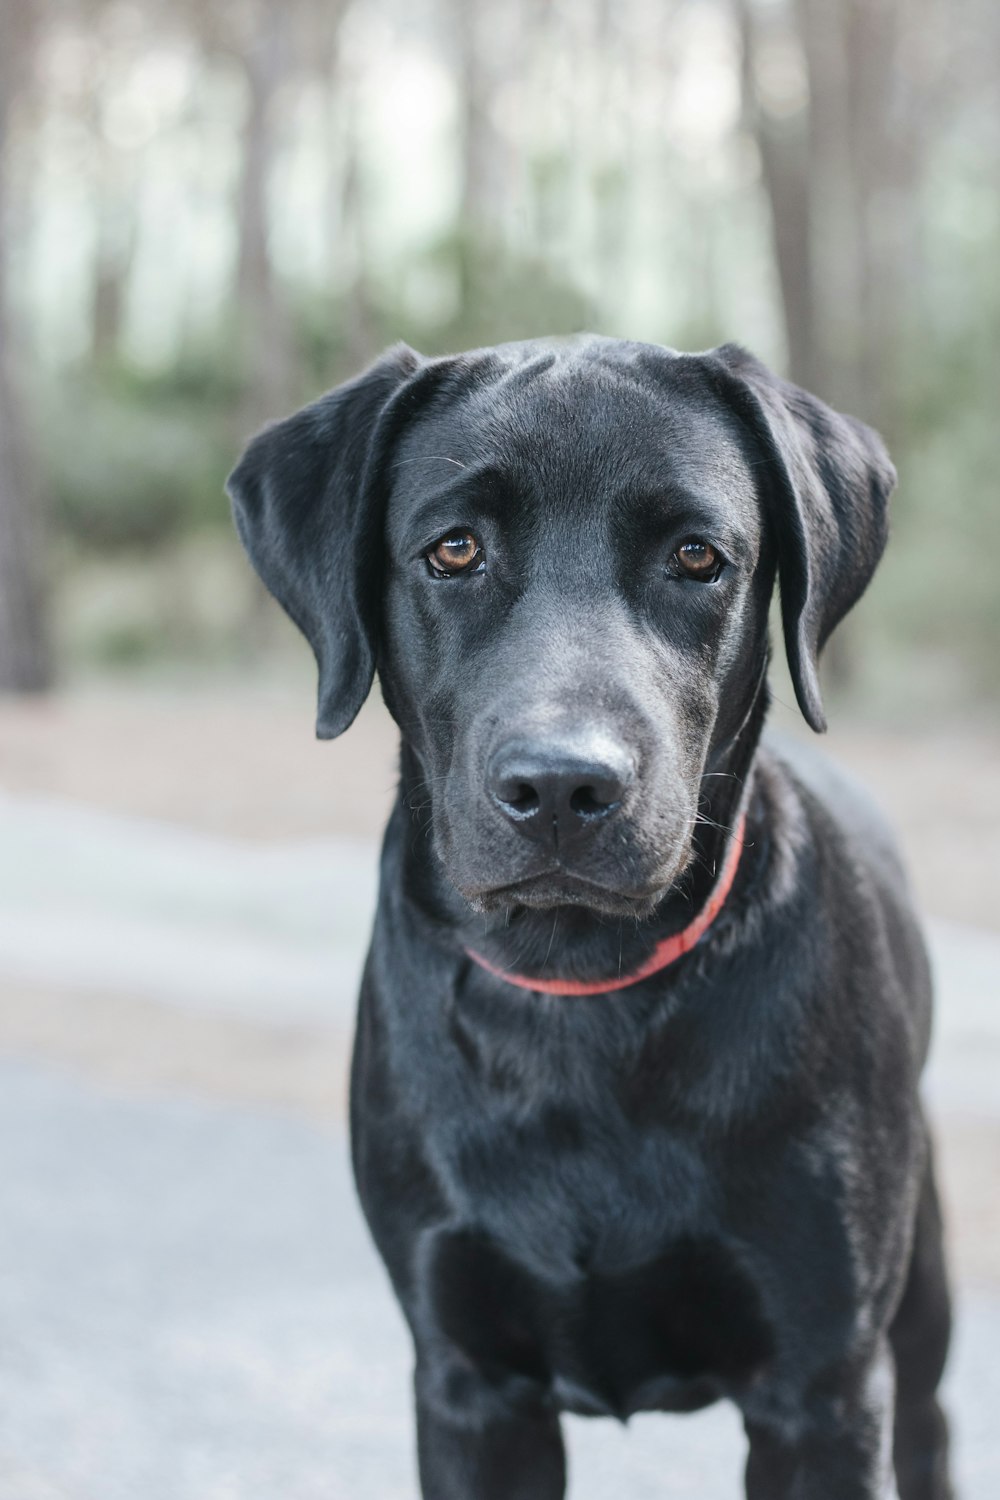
467 867 665 908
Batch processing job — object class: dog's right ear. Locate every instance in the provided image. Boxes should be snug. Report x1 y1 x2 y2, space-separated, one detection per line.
700 344 895 733
226 345 421 739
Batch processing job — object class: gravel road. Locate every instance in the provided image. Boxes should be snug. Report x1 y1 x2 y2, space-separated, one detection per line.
1 1060 998 1500
2 690 997 1498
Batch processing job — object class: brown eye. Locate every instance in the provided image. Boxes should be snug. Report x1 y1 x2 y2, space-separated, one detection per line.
674 539 721 580
426 531 484 577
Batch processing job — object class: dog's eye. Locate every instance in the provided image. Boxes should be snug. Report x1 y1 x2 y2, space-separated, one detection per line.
673 539 722 581
426 531 485 577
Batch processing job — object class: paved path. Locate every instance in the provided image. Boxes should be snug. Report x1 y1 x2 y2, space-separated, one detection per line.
2 790 998 1066
2 789 999 1496
1 1059 997 1500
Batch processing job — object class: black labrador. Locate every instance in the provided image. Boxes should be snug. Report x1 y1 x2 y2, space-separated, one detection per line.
228 338 953 1500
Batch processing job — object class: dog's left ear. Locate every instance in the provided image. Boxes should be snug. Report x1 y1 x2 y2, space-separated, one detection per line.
227 344 421 739
703 344 896 732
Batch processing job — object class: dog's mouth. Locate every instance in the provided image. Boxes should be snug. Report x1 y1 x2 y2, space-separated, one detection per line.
464 868 669 919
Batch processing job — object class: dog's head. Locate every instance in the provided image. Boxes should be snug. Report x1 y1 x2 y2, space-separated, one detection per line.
228 338 894 917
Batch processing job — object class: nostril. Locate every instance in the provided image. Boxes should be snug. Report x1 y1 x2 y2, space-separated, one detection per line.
569 784 619 818
488 738 632 837
503 782 540 815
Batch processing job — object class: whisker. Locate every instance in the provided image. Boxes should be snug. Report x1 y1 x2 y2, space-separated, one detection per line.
543 913 559 967
693 812 753 849
389 454 467 470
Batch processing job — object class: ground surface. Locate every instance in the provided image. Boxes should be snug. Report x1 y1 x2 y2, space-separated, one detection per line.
1 685 998 1498
1 1058 998 1500
1 683 998 927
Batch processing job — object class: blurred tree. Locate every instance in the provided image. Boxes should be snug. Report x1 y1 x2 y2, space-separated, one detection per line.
592 0 633 316
736 0 814 389
455 0 504 309
736 0 945 432
232 3 296 427
736 0 952 691
0 0 993 703
90 92 137 362
0 0 50 692
338 25 378 366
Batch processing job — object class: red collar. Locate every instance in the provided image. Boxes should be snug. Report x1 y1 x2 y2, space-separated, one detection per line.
465 813 748 996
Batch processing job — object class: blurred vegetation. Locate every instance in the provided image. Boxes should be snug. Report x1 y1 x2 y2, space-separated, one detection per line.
0 0 998 718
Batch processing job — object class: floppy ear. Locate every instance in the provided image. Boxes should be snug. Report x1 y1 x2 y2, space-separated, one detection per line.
703 344 897 732
226 344 421 739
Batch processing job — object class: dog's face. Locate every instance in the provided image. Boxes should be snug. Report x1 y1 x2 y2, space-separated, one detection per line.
228 338 894 917
379 358 770 915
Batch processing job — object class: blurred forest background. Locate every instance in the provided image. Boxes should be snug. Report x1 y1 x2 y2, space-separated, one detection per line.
5 9 1000 1494
0 0 998 719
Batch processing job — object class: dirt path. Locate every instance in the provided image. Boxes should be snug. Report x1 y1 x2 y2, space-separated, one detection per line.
1 683 998 1291
1 684 996 928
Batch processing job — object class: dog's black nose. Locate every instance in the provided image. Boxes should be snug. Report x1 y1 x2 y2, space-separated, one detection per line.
488 739 632 843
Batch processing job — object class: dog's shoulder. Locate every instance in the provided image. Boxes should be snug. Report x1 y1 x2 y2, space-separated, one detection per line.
757 728 932 1061
759 728 907 887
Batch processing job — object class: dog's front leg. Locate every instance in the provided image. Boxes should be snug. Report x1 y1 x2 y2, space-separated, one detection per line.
743 1343 895 1499
414 1361 566 1500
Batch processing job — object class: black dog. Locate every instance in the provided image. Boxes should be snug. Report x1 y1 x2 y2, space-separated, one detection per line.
228 338 953 1499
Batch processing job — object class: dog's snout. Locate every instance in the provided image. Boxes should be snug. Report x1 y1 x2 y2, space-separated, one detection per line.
487 738 633 843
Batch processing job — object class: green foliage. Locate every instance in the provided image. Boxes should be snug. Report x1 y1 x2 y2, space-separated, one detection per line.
872 235 1000 705
41 238 599 674
400 231 595 354
45 357 241 550
38 222 1000 711
45 237 595 561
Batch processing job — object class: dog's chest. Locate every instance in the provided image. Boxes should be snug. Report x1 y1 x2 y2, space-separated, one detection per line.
418 1074 779 1414
428 1222 773 1418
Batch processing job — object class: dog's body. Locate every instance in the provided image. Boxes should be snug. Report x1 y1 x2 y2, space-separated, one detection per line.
229 337 952 1499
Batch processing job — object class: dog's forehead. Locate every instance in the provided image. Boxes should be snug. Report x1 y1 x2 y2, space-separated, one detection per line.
389 342 760 525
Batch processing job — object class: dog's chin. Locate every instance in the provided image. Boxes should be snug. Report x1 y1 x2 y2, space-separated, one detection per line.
462 871 670 920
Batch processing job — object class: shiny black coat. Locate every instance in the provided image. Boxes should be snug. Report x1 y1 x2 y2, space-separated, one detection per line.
229 337 953 1499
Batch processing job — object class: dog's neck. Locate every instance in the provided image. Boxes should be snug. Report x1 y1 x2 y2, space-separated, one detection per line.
393 677 770 989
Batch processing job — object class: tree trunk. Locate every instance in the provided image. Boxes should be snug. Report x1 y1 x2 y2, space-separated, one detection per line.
91 152 136 362
316 2 374 367
0 0 50 693
843 0 907 437
339 80 378 367
234 3 295 428
736 0 817 391
736 0 931 697
455 0 495 309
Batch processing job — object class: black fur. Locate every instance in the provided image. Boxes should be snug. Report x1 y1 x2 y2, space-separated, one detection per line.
229 336 952 1499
